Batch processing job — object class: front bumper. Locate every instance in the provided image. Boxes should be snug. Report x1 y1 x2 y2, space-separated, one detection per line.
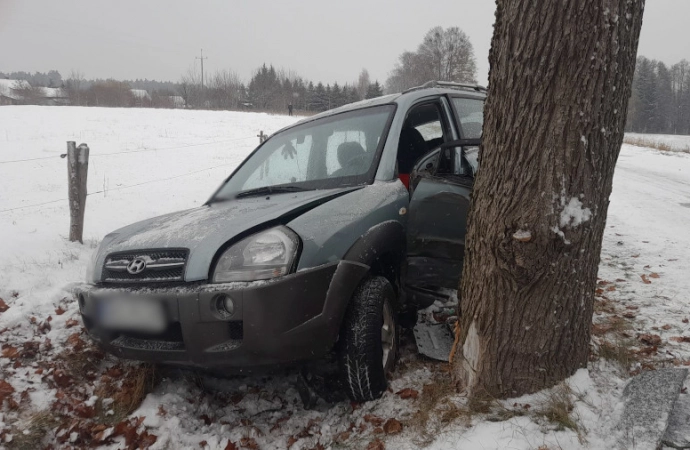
77 261 368 369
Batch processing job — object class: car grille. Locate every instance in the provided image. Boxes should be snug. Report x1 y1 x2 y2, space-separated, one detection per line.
102 249 188 283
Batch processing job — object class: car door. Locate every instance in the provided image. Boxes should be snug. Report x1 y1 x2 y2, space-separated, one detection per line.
405 95 484 307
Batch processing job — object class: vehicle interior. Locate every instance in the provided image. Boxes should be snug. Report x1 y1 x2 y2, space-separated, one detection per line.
396 102 447 189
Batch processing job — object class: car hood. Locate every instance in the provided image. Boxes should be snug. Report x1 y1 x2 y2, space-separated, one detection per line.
94 187 359 282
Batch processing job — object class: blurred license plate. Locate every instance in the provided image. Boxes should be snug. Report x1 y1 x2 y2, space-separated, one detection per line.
99 297 166 333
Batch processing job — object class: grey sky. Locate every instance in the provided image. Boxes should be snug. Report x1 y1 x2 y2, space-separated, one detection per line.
0 1 688 87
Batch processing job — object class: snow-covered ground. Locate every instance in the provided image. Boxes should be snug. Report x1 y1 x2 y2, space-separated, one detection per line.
1 106 689 449
625 132 690 153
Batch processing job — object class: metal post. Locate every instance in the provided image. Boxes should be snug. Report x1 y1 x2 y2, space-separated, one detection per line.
67 141 89 243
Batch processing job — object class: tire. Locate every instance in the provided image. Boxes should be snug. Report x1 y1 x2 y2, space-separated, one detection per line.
338 276 398 402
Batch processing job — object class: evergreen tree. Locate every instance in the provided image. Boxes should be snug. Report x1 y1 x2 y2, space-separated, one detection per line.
365 81 383 99
655 62 674 133
314 82 326 111
632 57 658 132
324 84 332 111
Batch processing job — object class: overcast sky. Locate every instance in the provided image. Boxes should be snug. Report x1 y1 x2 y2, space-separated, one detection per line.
0 0 688 87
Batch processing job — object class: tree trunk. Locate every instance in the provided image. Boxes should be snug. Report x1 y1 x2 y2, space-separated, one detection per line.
453 0 645 398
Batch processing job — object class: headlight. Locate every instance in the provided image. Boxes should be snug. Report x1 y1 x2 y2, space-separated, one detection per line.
212 226 299 283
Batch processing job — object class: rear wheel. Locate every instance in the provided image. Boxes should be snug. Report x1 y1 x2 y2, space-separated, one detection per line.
338 276 398 402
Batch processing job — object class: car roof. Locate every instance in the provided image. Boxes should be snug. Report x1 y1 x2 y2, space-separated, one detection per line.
279 86 486 134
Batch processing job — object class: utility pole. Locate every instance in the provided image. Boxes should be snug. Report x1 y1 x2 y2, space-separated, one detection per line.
196 49 208 90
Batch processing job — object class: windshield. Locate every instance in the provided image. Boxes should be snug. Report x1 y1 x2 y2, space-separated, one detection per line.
213 105 395 200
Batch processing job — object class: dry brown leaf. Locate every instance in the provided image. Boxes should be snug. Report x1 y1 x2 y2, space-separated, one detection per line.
0 298 8 313
639 334 662 346
224 441 239 450
383 418 403 435
367 438 385 450
335 432 351 443
640 274 652 284
53 369 72 388
240 437 259 449
2 345 19 359
363 414 384 427
662 324 672 330
0 380 14 403
606 285 616 292
670 336 690 343
55 306 66 315
396 388 419 400
649 272 660 279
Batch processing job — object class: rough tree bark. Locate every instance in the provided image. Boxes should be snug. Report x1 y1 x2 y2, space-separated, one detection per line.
452 0 645 398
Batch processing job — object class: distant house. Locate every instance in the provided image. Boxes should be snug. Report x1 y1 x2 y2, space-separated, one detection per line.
40 87 69 106
168 95 185 108
130 89 151 107
0 79 31 105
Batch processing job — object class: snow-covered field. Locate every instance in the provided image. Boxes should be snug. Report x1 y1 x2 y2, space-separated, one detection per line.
1 106 689 449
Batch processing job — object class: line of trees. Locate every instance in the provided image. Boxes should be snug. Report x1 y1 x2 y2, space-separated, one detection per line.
178 64 383 113
626 56 690 135
8 47 690 136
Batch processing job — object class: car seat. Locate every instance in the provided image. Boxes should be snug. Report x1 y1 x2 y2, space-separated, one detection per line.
332 141 367 177
397 127 427 188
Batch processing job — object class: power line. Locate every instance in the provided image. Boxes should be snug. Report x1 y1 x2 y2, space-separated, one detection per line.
0 155 61 165
0 161 239 214
0 197 68 213
0 135 256 165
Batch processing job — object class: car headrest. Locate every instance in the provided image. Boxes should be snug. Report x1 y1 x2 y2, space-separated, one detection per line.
337 141 366 167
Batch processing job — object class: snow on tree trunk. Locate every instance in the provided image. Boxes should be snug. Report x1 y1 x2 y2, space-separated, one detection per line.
452 0 645 398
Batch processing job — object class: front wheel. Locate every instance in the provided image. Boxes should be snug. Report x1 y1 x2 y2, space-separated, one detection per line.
338 276 398 402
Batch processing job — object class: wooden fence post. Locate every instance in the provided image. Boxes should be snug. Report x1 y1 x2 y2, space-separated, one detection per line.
67 141 89 243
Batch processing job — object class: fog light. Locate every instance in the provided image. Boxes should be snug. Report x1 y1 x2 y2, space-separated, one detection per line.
215 294 235 317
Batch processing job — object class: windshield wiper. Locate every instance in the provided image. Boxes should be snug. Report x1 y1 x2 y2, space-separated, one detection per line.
235 185 308 198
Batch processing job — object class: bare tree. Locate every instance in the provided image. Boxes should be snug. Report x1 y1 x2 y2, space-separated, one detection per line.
386 26 477 93
356 68 371 100
179 66 202 109
207 69 243 110
452 0 645 398
84 80 134 107
64 69 85 105
418 27 476 83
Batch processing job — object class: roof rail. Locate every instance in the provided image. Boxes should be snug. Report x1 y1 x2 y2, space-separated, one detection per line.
402 80 487 94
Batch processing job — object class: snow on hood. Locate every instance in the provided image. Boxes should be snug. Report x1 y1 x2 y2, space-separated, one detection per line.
94 187 358 282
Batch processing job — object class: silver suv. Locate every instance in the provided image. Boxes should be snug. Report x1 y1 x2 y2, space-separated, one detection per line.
78 81 485 402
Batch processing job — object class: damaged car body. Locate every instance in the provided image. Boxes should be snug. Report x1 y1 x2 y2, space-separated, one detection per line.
78 81 485 402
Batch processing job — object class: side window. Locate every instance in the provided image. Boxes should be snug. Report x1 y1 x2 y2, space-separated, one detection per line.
398 102 449 176
451 97 484 139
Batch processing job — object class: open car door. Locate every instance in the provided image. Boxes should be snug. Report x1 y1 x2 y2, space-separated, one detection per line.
405 139 480 309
